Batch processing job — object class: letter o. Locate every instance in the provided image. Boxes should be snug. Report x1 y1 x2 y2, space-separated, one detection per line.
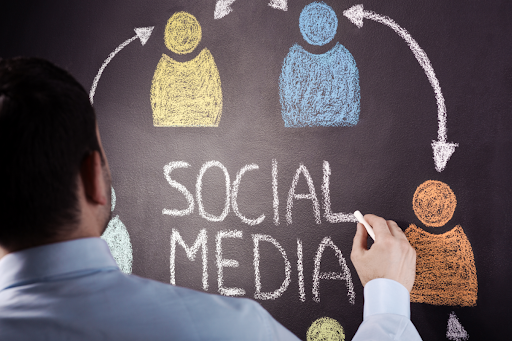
196 161 231 222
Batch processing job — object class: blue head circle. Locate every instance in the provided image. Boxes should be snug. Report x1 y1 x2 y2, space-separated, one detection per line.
299 2 338 46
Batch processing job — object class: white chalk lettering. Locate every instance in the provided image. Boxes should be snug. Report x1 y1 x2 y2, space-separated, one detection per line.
286 163 321 225
231 164 265 226
272 159 279 226
216 230 245 296
252 234 291 300
196 161 231 222
163 161 195 216
312 236 355 304
170 229 208 291
297 238 306 302
322 161 358 223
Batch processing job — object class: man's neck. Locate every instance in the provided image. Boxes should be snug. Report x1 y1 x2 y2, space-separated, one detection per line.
0 247 7 260
0 227 101 260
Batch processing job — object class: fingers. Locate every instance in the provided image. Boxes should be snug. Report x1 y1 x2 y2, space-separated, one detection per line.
364 214 391 238
386 220 408 240
351 223 368 258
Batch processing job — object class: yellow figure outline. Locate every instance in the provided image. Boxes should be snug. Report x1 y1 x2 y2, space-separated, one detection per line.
151 12 223 127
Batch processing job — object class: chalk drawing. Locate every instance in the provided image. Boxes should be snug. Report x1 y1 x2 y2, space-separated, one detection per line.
215 0 287 19
446 311 469 341
413 180 456 227
268 0 287 11
151 12 222 127
231 164 265 226
408 180 477 306
111 187 116 211
89 27 153 104
343 4 458 172
162 161 195 216
252 234 291 300
406 224 477 306
102 215 133 274
286 163 321 225
322 161 358 223
170 229 208 290
313 237 355 304
306 317 345 341
297 239 306 302
196 161 231 222
279 2 360 127
272 159 279 226
299 2 338 46
101 187 133 274
214 0 236 19
216 230 245 296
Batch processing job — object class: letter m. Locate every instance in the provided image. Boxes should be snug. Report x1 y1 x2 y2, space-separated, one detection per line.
170 229 208 291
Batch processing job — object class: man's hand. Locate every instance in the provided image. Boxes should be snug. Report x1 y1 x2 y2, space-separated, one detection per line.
350 214 416 292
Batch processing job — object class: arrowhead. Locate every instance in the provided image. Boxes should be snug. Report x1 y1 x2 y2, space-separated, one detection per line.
343 4 365 28
134 27 154 46
215 0 236 19
446 312 469 341
432 140 458 172
268 0 287 11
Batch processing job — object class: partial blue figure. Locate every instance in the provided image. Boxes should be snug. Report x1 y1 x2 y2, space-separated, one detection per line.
279 2 360 127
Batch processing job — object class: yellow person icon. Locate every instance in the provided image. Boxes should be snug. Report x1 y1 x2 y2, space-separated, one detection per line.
151 12 223 127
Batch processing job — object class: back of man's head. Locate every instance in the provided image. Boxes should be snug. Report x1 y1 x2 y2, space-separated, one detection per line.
0 57 101 250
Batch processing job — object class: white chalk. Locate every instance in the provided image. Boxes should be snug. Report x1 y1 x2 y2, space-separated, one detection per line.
353 210 376 241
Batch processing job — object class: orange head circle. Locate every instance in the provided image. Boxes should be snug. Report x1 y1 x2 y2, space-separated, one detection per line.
412 180 457 227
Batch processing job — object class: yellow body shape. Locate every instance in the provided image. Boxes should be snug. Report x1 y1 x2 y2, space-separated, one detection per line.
151 49 223 127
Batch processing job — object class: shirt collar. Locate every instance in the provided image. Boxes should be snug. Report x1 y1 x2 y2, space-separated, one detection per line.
0 237 118 291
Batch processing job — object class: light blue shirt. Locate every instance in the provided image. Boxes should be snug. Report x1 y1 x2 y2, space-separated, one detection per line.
0 238 421 340
0 238 299 341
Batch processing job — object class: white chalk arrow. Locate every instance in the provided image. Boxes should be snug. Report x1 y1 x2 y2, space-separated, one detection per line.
89 26 154 104
344 4 458 172
268 0 287 11
446 311 469 341
214 0 236 19
215 0 287 19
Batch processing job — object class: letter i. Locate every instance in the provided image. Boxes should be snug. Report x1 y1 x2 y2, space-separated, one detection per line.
297 238 305 302
272 159 279 225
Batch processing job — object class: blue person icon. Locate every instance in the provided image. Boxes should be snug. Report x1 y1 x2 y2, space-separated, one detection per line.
279 2 360 127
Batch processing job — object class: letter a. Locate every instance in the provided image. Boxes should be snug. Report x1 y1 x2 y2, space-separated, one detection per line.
312 236 355 304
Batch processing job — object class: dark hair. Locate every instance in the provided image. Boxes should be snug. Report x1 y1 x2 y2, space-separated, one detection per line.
0 57 101 249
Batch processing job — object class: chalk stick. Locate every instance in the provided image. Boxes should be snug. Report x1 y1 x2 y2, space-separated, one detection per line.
353 210 376 241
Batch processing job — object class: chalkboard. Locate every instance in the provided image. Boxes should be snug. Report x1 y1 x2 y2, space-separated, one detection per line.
1 0 511 339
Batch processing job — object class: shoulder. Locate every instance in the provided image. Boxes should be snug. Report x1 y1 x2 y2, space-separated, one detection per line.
123 274 288 340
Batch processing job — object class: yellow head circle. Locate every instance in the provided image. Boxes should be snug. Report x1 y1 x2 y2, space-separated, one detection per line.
307 317 345 341
164 12 202 55
412 180 457 227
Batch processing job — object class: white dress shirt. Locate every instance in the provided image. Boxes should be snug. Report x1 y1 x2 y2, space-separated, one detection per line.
353 278 422 340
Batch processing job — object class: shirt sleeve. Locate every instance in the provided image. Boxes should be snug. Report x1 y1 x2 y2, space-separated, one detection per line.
352 278 422 341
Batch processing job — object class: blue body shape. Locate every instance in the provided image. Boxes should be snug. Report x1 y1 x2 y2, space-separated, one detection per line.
279 43 360 127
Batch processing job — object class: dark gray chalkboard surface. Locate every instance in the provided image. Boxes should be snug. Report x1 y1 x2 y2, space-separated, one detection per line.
1 0 511 339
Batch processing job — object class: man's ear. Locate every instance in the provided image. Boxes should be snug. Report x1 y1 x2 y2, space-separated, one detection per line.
80 151 108 206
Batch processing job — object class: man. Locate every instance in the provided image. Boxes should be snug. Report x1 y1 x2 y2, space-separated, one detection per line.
0 57 421 340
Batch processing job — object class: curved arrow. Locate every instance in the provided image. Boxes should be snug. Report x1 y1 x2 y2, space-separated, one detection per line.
344 4 458 172
215 0 287 19
214 0 236 19
89 26 154 104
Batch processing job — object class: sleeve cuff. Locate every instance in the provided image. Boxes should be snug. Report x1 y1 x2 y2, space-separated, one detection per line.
363 278 410 320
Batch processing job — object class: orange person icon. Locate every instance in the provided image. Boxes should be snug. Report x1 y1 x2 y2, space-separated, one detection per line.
405 180 477 307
